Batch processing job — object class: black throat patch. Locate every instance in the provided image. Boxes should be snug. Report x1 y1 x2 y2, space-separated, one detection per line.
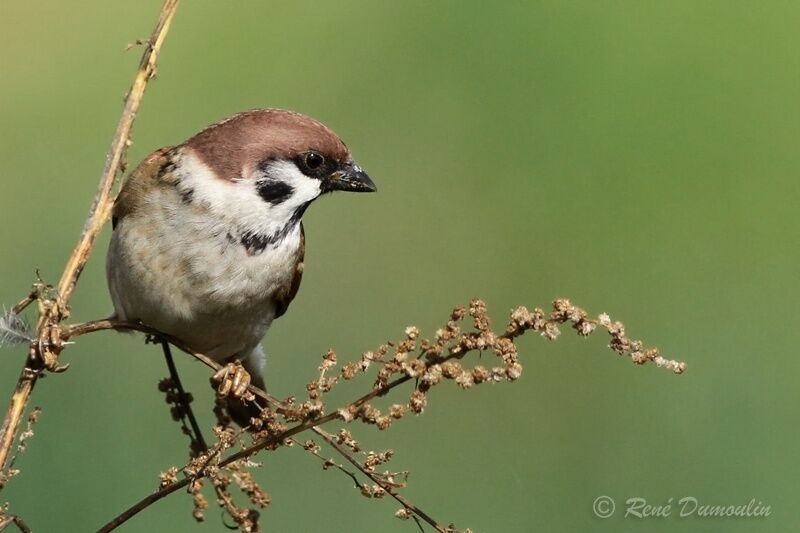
240 222 297 255
238 200 309 255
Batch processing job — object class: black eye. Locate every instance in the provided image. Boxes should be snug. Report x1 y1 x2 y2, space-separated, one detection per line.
304 151 324 170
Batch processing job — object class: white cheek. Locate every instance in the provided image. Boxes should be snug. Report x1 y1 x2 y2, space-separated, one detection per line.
174 150 319 237
264 160 322 206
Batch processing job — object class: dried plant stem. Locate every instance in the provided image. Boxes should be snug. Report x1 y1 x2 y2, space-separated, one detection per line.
87 322 431 530
294 435 425 532
311 427 445 532
97 462 188 533
97 416 313 532
158 343 262 529
55 0 179 310
160 341 208 452
99 395 418 531
0 514 31 533
66 319 418 432
0 367 37 480
64 319 285 410
0 0 180 476
292 437 365 488
10 293 36 317
93 297 684 531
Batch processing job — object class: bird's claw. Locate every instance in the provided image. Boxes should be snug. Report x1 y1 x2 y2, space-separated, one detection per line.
211 361 254 400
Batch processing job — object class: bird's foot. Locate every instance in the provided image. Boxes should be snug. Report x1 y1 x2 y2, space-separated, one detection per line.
211 361 255 402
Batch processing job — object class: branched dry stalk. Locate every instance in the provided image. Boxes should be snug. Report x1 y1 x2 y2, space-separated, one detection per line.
0 0 181 479
0 1 180 527
158 341 263 530
0 407 40 531
158 340 208 456
69 298 685 532
0 1 688 532
306 427 435 533
291 433 425 533
0 512 31 533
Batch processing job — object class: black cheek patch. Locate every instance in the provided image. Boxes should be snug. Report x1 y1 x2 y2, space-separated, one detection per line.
256 180 294 205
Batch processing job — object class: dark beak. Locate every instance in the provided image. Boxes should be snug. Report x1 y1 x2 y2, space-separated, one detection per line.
325 161 377 193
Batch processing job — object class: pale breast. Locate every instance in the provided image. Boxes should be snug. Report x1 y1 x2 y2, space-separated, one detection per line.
107 184 304 360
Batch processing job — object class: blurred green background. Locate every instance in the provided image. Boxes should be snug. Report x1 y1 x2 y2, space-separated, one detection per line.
1 1 798 531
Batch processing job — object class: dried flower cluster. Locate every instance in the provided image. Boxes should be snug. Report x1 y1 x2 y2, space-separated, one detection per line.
159 377 206 456
130 297 684 533
0 406 40 533
511 299 687 373
179 426 268 532
0 407 40 494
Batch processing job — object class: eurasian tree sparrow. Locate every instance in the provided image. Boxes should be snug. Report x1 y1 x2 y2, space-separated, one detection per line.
106 109 376 424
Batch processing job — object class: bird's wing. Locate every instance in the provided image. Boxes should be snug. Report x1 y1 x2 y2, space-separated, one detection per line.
112 147 175 229
272 223 305 319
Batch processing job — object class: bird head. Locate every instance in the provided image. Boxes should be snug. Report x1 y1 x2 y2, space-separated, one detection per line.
174 109 375 242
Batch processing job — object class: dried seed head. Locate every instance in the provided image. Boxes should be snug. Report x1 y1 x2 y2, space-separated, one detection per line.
341 361 360 380
358 404 381 424
455 371 474 389
319 349 337 373
574 319 597 336
506 362 523 381
408 390 427 414
441 361 463 379
542 322 561 340
389 404 407 419
159 466 179 488
472 365 490 384
422 364 443 385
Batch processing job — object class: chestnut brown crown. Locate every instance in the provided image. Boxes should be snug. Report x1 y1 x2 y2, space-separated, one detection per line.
184 108 352 182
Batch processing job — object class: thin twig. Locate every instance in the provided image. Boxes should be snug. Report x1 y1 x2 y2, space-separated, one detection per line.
293 435 430 529
64 319 286 411
65 318 442 414
0 515 32 533
97 418 310 533
54 0 180 311
160 341 208 453
158 340 261 529
291 437 365 489
10 294 36 317
311 427 445 532
0 0 181 474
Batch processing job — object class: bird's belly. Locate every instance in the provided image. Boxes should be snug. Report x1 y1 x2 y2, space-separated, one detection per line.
152 311 271 361
107 217 301 360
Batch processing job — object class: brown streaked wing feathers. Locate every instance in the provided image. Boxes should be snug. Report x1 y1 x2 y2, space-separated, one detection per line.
273 224 305 319
112 147 175 227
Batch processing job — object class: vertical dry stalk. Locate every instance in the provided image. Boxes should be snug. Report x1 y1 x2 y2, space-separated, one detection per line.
55 0 180 308
0 0 181 473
